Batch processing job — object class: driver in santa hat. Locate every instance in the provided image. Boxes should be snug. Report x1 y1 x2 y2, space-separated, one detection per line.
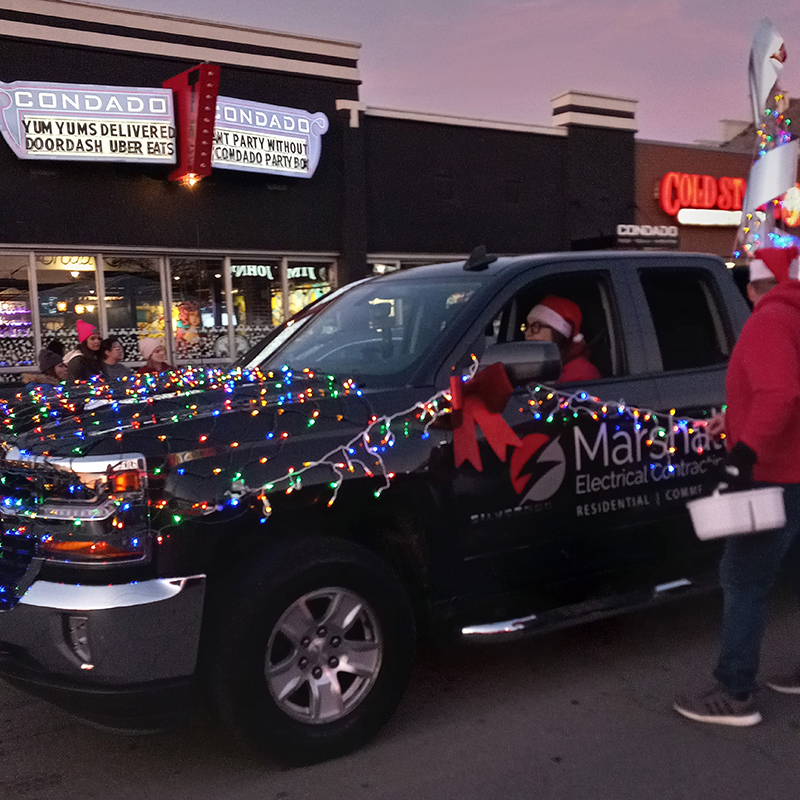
524 295 601 383
674 244 800 727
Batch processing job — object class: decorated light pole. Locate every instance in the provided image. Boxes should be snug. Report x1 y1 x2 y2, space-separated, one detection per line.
734 18 799 259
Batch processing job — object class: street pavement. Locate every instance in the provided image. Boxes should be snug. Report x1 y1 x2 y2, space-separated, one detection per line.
2 586 800 800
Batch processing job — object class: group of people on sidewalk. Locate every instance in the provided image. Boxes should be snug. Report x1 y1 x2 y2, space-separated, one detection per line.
673 245 800 727
22 319 173 389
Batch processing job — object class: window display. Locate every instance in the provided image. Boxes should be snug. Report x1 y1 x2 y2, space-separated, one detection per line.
36 254 99 355
104 256 165 364
231 260 282 355
0 255 34 369
287 261 333 317
169 258 228 363
0 250 338 384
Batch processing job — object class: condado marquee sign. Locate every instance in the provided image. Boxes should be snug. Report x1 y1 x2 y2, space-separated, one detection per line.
0 72 328 180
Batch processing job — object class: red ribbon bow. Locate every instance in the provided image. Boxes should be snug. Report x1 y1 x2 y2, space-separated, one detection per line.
450 363 522 471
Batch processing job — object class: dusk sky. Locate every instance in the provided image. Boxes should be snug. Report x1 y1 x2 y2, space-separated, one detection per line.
95 0 799 144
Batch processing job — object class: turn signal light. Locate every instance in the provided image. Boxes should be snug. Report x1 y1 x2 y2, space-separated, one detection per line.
39 536 145 562
107 470 142 494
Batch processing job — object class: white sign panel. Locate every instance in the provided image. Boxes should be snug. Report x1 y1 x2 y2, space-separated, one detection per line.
0 81 176 163
212 96 328 178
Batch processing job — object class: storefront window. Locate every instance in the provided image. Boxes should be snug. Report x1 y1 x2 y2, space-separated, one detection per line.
36 254 99 355
169 258 227 364
287 261 333 318
103 256 165 364
0 255 35 370
230 260 282 356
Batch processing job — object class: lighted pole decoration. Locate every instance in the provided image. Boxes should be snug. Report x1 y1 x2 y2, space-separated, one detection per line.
734 18 799 259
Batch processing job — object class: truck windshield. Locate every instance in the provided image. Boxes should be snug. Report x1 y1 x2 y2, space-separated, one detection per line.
243 276 482 383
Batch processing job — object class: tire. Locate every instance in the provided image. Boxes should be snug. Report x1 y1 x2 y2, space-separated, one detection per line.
204 535 416 764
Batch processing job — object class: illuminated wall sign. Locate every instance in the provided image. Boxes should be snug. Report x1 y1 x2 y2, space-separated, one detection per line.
659 172 747 216
616 224 679 248
676 209 743 226
0 81 176 163
213 97 328 178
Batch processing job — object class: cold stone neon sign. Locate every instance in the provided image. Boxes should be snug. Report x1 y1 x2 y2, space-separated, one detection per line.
659 172 747 216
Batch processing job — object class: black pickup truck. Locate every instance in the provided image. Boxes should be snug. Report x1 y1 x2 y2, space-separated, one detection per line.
0 250 749 763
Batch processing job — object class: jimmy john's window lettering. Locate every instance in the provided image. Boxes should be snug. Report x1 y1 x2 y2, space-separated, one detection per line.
0 81 176 163
212 97 328 178
230 265 326 282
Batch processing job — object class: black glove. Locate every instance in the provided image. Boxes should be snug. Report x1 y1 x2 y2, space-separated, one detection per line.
719 442 757 491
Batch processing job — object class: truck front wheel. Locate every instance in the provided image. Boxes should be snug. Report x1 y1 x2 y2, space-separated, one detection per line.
205 536 415 764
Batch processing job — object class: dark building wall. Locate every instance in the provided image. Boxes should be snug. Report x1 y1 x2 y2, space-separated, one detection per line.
564 126 636 249
363 116 570 255
0 36 357 251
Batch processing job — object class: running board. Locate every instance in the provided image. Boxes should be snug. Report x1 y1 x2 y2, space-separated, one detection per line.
460 577 699 639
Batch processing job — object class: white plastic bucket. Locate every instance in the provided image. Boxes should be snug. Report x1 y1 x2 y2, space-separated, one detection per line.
687 486 786 540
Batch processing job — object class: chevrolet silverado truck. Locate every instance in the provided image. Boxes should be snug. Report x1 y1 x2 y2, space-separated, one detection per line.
0 250 749 763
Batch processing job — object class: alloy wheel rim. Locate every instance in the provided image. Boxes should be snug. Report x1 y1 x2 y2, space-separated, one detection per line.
265 586 383 724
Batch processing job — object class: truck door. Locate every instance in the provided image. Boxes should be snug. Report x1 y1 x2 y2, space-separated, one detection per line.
442 261 672 610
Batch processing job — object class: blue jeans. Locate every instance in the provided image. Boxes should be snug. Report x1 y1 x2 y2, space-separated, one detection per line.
714 483 800 695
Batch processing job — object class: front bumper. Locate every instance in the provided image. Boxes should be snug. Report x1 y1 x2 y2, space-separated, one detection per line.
0 575 206 729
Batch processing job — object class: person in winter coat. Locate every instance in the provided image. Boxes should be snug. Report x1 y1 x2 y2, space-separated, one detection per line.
136 338 173 375
101 336 133 379
65 320 106 382
22 347 68 389
674 245 800 727
524 296 601 383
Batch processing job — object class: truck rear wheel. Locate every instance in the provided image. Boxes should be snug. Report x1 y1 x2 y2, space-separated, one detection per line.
205 536 415 764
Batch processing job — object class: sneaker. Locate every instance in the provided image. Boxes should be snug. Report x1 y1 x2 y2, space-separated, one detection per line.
673 686 762 726
765 671 800 694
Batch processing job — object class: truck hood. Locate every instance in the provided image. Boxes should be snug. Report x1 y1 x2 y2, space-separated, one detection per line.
1 367 446 513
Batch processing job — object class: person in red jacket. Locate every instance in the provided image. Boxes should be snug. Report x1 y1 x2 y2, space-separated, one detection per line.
525 296 601 383
674 245 800 727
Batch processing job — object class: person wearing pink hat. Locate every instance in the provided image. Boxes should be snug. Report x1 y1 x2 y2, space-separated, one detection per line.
136 338 173 375
65 319 105 382
524 296 601 383
674 245 800 727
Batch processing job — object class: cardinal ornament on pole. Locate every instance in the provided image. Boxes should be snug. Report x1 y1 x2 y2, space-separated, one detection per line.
734 18 799 259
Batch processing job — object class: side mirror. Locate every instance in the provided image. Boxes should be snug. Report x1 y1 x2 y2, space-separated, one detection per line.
480 341 562 385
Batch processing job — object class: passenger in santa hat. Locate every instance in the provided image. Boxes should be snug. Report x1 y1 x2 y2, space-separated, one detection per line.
524 295 601 383
65 319 106 382
674 244 800 726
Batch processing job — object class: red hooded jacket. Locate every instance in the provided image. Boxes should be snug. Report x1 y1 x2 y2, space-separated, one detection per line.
725 282 800 483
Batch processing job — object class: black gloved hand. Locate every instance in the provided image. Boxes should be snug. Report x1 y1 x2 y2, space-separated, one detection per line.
719 442 757 492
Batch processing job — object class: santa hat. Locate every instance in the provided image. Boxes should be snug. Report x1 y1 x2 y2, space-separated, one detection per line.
139 337 164 360
749 246 800 283
76 319 99 343
527 296 584 342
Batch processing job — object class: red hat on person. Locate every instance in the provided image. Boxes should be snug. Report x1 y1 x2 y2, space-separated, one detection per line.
76 319 99 343
749 246 800 283
527 296 584 342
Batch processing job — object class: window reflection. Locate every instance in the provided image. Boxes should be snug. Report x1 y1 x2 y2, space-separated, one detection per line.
170 258 227 363
104 256 164 365
36 255 98 355
231 260 282 357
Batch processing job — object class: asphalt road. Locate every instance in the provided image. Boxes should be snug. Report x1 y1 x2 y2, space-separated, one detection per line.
2 586 800 800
